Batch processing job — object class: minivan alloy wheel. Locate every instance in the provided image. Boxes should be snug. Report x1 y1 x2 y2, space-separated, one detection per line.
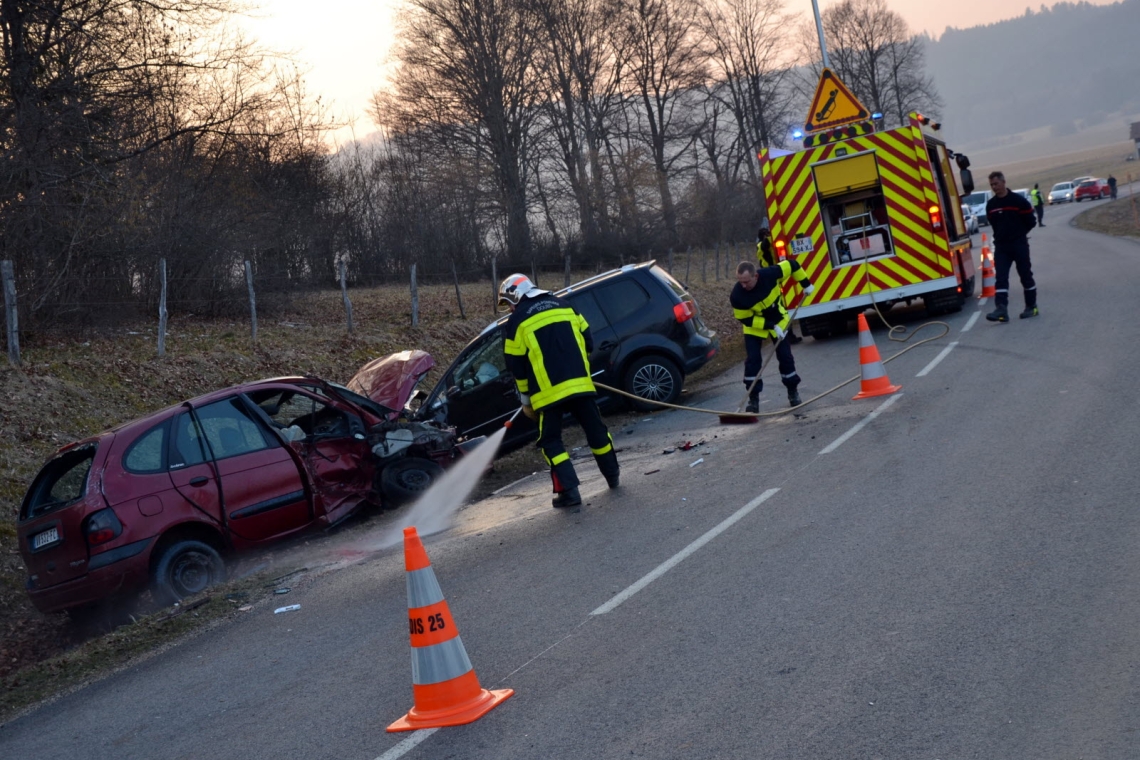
624 355 683 411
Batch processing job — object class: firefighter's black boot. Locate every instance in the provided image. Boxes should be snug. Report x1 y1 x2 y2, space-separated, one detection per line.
985 307 1009 323
745 398 759 414
552 487 582 509
1019 306 1039 319
788 388 802 407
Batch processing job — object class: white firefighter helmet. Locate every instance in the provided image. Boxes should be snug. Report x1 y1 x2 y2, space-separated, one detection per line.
497 273 547 308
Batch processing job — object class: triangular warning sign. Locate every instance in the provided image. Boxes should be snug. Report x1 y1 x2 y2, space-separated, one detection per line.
804 68 869 133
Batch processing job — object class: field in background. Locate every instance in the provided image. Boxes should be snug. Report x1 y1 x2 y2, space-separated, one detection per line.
975 140 1140 192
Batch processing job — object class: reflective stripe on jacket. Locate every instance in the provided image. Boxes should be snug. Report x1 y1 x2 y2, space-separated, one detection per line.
730 260 811 338
503 293 595 410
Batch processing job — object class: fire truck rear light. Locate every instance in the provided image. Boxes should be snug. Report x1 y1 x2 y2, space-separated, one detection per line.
673 301 695 323
929 205 942 229
775 240 787 260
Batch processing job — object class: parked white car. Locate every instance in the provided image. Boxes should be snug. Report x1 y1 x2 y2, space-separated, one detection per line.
960 204 979 234
1049 182 1074 204
962 190 993 226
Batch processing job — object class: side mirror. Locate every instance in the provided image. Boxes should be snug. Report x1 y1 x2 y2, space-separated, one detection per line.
960 168 974 195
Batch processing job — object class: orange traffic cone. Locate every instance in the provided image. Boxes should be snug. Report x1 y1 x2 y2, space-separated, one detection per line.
852 314 901 400
387 527 513 732
979 234 996 298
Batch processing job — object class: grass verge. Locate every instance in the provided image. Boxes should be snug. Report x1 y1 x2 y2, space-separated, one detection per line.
1072 195 1140 240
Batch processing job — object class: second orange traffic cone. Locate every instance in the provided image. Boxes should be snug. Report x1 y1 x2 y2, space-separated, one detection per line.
979 233 996 298
387 526 513 732
852 314 901 400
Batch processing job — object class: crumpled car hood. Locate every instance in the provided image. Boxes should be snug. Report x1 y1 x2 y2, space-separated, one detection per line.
346 349 435 413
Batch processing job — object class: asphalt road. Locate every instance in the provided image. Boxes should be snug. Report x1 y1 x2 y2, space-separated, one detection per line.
4 199 1140 760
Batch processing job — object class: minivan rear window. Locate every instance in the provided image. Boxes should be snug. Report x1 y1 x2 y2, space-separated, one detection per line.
596 280 650 325
649 265 687 298
21 444 97 520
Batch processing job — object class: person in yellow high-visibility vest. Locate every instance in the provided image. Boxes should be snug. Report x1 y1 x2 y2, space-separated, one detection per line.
731 260 814 412
499 273 619 509
756 225 802 344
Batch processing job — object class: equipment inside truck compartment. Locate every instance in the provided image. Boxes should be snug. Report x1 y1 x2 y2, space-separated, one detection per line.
813 151 895 268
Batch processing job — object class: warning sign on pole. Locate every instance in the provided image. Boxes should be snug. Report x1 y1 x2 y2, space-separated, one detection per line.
804 68 869 133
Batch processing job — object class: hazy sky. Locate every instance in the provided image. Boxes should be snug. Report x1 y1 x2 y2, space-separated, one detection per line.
248 0 1119 145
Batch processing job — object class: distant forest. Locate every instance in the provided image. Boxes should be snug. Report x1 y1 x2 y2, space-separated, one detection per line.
925 0 1140 144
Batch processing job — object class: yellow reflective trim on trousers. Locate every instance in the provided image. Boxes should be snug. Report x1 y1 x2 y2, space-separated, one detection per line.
550 452 570 465
591 435 614 456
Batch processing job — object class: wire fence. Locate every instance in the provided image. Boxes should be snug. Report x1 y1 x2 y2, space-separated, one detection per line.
2 242 752 365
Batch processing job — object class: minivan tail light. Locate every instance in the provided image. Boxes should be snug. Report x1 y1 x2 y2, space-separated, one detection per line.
673 301 695 324
83 508 123 546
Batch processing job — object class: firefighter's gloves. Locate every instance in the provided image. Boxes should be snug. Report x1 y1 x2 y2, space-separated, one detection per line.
773 324 787 341
521 405 538 421
803 283 815 295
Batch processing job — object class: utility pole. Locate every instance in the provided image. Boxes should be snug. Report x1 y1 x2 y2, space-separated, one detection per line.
810 0 831 69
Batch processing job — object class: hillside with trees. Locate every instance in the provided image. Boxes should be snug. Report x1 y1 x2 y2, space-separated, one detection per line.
925 0 1140 146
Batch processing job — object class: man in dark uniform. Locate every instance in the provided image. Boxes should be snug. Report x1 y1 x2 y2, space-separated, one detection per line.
984 171 1038 323
499 273 619 509
731 259 814 412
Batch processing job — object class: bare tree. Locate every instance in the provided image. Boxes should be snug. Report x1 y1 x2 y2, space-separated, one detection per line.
379 0 542 261
698 0 797 169
617 0 706 245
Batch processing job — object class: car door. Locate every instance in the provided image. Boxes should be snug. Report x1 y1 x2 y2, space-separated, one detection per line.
247 386 373 524
440 329 523 441
565 290 619 377
169 397 312 545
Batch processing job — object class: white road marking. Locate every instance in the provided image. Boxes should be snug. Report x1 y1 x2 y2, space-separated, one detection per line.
917 341 959 377
961 311 981 333
819 394 903 455
373 728 438 760
492 472 538 495
590 488 781 616
977 297 988 306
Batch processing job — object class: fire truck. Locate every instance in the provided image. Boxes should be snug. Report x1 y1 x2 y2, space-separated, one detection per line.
759 69 977 338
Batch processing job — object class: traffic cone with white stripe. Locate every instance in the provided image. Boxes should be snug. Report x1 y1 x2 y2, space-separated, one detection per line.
852 314 901 400
387 527 513 732
979 234 996 298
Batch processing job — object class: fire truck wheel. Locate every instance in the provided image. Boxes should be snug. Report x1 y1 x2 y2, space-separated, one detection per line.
381 457 445 505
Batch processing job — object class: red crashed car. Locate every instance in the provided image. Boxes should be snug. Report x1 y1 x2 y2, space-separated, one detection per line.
1073 178 1111 202
17 350 478 615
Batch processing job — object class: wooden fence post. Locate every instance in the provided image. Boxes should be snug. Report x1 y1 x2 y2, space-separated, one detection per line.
701 246 707 284
563 250 571 288
715 241 721 281
531 259 538 286
157 258 168 358
244 260 257 345
451 261 466 319
339 261 354 334
2 260 18 366
667 247 674 273
491 256 498 314
410 263 419 327
684 245 691 284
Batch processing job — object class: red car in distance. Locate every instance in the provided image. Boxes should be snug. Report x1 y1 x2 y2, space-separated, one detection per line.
1073 178 1111 202
17 351 478 616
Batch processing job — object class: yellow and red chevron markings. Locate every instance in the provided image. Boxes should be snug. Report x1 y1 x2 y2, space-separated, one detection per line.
761 117 953 307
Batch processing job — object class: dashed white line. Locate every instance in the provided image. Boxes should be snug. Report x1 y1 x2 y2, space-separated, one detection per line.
960 311 981 332
373 728 438 760
819 394 903 455
917 341 959 377
590 488 781 616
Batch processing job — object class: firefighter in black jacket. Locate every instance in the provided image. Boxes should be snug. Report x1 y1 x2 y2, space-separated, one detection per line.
731 259 814 412
756 225 802 344
499 274 619 509
984 170 1039 323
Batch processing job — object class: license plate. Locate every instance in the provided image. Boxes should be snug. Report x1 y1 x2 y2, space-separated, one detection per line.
791 236 814 254
33 527 60 549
